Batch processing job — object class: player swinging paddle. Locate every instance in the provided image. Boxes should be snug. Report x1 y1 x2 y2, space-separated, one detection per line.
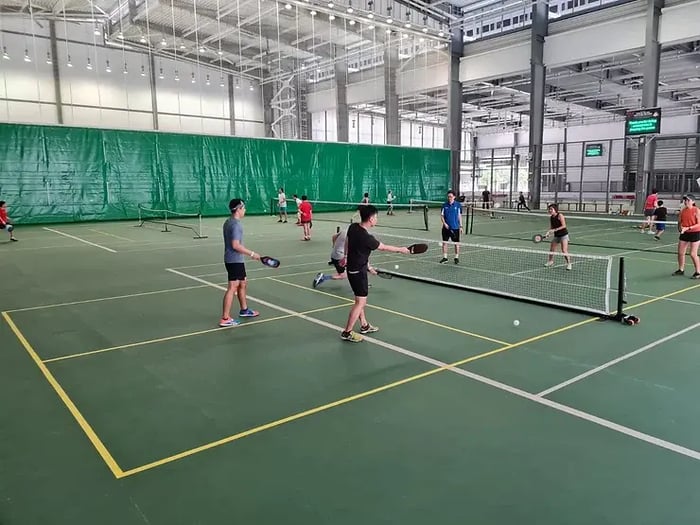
545 204 572 271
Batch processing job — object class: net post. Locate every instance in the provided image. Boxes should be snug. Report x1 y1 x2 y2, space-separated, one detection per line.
408 198 414 214
136 205 143 227
469 204 474 235
163 209 170 233
614 256 626 321
194 213 208 239
422 205 429 231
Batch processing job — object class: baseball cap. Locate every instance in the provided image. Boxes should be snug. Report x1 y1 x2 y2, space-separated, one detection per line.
682 194 696 201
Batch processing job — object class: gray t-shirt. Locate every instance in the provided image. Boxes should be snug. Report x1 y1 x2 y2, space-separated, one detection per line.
223 218 244 263
331 228 346 260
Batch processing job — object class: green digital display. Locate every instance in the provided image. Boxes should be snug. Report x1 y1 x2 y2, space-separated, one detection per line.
585 143 604 157
625 107 661 136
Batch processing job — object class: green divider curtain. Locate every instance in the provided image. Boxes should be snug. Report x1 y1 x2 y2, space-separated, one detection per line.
0 123 450 224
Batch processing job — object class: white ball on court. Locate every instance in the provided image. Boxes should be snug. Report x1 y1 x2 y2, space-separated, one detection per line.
513 320 520 327
394 264 399 269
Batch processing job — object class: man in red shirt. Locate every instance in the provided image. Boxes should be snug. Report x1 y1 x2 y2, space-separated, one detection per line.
298 195 313 241
0 201 18 242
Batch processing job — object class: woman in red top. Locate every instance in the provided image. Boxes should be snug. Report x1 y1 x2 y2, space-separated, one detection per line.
674 194 700 279
0 201 18 242
298 195 313 241
641 188 658 234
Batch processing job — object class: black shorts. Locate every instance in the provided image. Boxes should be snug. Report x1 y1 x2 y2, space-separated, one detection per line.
329 258 346 274
441 227 460 243
679 232 700 243
347 270 369 297
225 262 247 281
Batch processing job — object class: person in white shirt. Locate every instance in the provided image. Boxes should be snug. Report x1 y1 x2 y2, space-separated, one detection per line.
277 188 288 223
386 190 395 215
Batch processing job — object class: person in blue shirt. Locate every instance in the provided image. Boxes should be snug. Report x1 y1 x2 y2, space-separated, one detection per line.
440 190 462 264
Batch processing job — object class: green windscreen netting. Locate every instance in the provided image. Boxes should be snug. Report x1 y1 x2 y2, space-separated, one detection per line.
0 123 450 224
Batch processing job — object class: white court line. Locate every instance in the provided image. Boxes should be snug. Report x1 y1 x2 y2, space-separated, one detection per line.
538 321 700 397
42 227 117 253
619 291 700 307
167 268 700 463
88 229 135 242
172 251 330 270
7 284 211 313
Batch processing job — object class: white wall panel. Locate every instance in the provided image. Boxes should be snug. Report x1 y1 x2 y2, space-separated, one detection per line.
659 0 700 45
460 42 530 84
544 14 646 68
1 32 55 103
3 101 57 124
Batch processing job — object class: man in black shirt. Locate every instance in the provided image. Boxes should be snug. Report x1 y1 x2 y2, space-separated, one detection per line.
340 204 410 342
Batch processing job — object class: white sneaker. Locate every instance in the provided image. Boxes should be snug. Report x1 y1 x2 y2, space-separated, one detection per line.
566 263 573 271
544 261 554 267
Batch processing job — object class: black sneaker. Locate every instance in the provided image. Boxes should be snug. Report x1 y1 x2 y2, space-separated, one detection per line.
454 258 459 264
673 269 685 276
692 272 700 280
439 257 448 264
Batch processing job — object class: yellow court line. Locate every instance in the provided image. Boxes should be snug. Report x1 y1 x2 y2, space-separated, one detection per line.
43 303 350 364
118 278 700 478
1 311 125 479
268 277 510 345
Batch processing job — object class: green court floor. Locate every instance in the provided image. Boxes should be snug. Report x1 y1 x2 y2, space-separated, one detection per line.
1 212 700 524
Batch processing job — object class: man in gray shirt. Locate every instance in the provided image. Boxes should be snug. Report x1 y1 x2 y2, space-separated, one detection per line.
220 198 261 327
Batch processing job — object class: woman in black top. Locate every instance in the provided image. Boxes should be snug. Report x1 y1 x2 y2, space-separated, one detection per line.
546 204 572 271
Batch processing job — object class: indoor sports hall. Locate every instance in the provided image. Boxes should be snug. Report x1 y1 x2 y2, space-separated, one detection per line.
1 0 700 523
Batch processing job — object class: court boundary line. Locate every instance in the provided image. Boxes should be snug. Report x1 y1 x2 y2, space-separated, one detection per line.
537 321 700 397
1 311 125 478
43 303 350 364
115 270 700 477
7 284 213 313
267 276 510 345
88 229 136 242
9 271 698 479
42 227 117 253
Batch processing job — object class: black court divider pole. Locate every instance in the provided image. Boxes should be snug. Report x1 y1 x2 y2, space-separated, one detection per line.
469 204 474 235
613 256 639 325
616 256 626 319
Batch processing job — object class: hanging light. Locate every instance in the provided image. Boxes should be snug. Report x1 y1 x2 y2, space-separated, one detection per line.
349 19 356 25
329 14 335 20
422 27 428 33
220 76 225 87
367 24 374 30
310 10 317 15
86 57 93 70
94 25 101 35
105 60 112 72
249 82 254 91
2 46 9 60
23 49 31 62
191 72 196 83
174 70 180 81
140 35 147 44
66 54 73 67
141 65 146 76
45 52 52 65
159 67 164 79
117 31 124 39
327 2 334 7
123 63 128 74
205 74 211 85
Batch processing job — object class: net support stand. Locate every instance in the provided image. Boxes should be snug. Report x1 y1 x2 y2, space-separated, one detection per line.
612 257 639 325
